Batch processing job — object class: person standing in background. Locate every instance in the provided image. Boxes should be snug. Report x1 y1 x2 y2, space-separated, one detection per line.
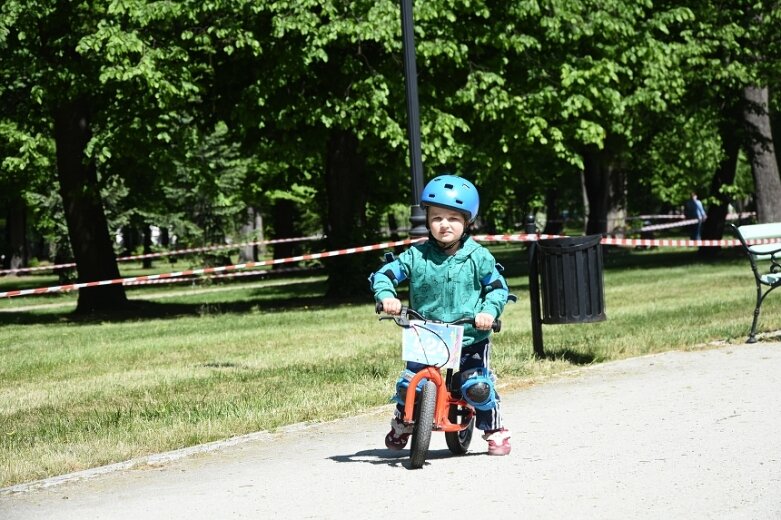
685 192 707 240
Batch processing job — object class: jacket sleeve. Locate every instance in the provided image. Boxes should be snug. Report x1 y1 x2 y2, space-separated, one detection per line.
476 252 510 318
369 253 410 302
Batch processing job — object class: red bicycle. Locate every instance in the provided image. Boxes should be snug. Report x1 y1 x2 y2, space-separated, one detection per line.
377 304 500 468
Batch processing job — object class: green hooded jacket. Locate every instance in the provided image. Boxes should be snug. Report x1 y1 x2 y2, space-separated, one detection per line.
370 237 509 346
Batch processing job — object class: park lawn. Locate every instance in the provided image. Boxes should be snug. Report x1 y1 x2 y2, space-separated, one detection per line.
1 245 779 487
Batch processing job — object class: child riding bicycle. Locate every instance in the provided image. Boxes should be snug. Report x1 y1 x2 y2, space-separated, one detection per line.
369 174 513 456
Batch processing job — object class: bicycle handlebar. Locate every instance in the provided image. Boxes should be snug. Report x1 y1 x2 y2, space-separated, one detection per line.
375 302 502 333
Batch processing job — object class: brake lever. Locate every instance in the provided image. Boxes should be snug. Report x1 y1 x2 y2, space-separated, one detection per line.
379 315 413 328
376 303 413 328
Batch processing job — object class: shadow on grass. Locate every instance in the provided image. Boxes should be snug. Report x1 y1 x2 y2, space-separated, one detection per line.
538 348 597 365
0 287 369 327
601 246 745 269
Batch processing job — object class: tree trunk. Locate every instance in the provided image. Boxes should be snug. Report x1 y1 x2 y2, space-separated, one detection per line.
743 85 781 223
158 227 174 266
6 197 28 270
324 130 369 298
53 98 127 312
772 106 780 173
542 187 564 235
121 225 140 257
700 117 741 252
52 237 75 283
607 169 627 234
238 208 261 262
255 212 265 259
582 149 611 235
387 212 400 242
271 198 299 269
142 223 153 269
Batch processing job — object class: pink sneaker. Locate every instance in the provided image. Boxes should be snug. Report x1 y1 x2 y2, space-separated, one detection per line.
482 429 511 456
385 417 414 450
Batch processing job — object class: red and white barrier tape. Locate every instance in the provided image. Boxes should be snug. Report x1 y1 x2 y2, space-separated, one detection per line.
122 266 320 286
472 233 564 242
0 214 758 276
476 233 769 248
639 218 699 232
117 235 324 262
0 237 423 299
0 235 325 276
3 234 780 300
601 237 736 247
639 212 753 232
627 214 686 221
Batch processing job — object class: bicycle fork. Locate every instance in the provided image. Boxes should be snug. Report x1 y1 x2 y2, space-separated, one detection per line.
403 367 473 433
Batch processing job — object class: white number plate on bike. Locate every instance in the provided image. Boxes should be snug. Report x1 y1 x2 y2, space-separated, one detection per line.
401 320 463 369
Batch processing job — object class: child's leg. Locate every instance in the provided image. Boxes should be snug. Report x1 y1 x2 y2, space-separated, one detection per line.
460 339 511 455
385 361 426 450
459 340 503 431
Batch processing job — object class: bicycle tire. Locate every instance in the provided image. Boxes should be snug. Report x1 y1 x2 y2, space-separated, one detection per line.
409 380 436 469
445 405 474 454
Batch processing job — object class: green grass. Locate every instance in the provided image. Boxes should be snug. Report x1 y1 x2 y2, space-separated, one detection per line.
1 244 779 487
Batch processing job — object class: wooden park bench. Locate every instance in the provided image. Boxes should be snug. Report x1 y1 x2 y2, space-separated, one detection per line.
730 222 781 343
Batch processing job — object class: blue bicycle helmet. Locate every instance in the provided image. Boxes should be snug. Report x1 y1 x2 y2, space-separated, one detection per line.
420 175 480 223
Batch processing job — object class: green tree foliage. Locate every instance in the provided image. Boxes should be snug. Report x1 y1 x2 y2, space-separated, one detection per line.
0 0 259 307
2 0 779 305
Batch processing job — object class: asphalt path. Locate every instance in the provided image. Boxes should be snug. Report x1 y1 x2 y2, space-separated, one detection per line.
2 341 780 519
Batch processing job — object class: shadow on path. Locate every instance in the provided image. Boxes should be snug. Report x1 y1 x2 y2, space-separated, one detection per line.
329 448 482 470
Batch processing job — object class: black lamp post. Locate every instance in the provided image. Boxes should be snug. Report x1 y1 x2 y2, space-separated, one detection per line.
399 0 428 237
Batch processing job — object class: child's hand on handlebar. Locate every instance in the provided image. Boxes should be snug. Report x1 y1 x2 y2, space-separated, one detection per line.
474 312 495 331
381 297 402 315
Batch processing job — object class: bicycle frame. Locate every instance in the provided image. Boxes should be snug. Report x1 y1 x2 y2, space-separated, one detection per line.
403 366 474 433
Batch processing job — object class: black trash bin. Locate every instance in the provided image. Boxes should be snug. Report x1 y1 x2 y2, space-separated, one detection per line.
537 234 606 324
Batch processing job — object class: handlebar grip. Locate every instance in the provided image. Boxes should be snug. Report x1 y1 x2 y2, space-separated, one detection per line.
451 317 502 332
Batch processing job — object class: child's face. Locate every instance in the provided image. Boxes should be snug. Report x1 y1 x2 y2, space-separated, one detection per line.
427 206 466 243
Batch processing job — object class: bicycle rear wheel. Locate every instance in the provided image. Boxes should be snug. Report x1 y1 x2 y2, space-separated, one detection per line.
409 381 436 469
445 405 474 454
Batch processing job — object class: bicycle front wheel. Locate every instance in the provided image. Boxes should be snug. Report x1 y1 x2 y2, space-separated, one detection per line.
409 380 436 469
